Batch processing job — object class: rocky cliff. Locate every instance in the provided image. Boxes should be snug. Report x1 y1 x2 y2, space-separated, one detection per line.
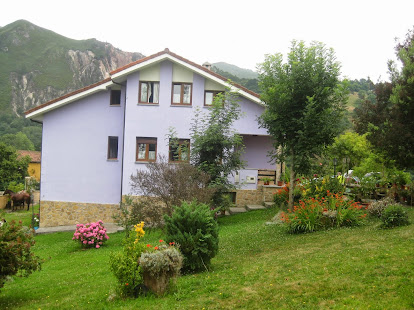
0 20 144 116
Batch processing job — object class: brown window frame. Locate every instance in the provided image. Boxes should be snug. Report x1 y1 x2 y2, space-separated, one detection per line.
169 138 190 163
171 83 192 105
139 81 160 104
136 137 157 162
107 136 119 160
110 90 121 106
204 90 223 106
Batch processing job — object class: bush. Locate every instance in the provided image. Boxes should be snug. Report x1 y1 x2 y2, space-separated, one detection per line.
164 200 219 273
301 176 345 199
109 222 146 297
130 155 215 216
380 204 410 228
72 220 109 248
280 192 367 234
367 197 395 218
0 220 42 290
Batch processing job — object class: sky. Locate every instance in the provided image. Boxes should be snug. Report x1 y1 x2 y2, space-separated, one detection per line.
1 0 414 82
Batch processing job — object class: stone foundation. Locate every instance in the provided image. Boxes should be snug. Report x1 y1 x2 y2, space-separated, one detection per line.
39 201 120 227
235 185 283 206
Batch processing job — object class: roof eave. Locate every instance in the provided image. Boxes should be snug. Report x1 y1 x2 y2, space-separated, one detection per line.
26 80 113 119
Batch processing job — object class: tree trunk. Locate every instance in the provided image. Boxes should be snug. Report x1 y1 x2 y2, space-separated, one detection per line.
288 152 296 210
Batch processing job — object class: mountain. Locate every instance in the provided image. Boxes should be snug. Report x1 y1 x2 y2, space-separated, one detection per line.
0 20 261 151
212 62 258 79
0 20 144 150
212 64 259 94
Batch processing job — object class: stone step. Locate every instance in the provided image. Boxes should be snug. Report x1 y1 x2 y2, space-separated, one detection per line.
264 202 274 208
228 207 248 215
246 205 267 211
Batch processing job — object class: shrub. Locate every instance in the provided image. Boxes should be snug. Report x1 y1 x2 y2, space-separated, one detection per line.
380 204 410 228
130 155 215 216
6 181 25 193
164 200 219 272
109 222 146 297
280 192 366 234
367 197 395 218
301 176 345 199
72 220 109 248
0 220 42 290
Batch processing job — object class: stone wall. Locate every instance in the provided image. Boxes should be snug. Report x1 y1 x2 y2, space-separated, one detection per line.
39 201 120 227
235 185 283 206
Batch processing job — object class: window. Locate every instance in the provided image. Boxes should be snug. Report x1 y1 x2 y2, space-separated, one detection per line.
204 90 223 106
169 139 190 162
136 137 157 162
107 136 118 160
110 90 121 106
172 83 192 105
139 82 159 104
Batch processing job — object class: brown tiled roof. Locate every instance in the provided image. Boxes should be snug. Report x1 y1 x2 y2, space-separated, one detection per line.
25 49 260 116
17 150 41 163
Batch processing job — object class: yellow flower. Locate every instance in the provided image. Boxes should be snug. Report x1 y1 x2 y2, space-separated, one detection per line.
133 221 145 242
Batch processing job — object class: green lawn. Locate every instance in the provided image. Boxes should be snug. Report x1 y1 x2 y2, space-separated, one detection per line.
1 206 413 309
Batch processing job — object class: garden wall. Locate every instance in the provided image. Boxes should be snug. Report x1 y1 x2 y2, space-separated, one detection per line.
235 185 281 206
39 201 119 227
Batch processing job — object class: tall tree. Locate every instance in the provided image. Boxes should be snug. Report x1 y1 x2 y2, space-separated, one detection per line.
190 87 245 207
354 28 414 169
258 41 348 209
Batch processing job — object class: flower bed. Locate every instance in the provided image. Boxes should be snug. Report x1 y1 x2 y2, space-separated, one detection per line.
280 191 367 233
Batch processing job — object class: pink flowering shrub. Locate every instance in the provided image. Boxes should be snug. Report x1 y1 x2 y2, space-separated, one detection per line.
72 220 109 248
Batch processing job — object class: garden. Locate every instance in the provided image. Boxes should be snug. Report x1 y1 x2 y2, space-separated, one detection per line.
0 201 413 309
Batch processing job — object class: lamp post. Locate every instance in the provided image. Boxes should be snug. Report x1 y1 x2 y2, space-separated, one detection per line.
333 158 338 177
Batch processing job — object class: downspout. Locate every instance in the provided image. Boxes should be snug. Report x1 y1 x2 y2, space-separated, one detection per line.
112 79 127 206
30 118 43 224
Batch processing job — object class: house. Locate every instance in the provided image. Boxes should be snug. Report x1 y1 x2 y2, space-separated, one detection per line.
17 150 41 181
25 49 279 227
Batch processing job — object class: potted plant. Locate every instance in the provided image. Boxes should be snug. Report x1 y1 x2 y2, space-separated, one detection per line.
140 242 183 296
262 177 272 186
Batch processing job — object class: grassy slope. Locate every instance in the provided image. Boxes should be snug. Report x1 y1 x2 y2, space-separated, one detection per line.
1 206 413 309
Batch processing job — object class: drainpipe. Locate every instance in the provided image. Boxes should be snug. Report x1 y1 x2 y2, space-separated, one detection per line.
30 119 43 224
111 79 127 207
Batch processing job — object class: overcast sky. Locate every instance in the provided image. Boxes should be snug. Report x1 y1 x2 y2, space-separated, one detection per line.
1 0 413 82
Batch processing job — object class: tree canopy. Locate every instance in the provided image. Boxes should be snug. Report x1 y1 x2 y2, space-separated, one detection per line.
354 28 414 169
258 40 348 208
0 143 30 190
190 87 245 206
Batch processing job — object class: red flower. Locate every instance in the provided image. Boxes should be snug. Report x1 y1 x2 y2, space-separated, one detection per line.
146 244 151 247
125 283 129 286
169 242 175 246
159 239 164 243
154 246 159 250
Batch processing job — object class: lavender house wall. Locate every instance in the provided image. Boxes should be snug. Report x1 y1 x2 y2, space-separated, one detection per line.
121 60 274 194
41 90 125 204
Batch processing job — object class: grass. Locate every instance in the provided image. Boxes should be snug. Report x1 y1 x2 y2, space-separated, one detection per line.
1 206 414 309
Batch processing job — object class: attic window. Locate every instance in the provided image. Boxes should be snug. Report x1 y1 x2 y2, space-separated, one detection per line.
110 90 121 106
139 82 159 104
172 83 192 105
